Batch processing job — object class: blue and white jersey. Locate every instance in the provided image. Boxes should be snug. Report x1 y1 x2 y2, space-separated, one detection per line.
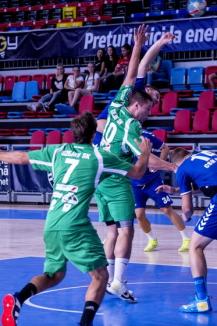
131 131 164 186
176 150 217 196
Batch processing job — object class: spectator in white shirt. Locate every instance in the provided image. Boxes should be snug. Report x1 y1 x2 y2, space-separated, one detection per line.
69 63 100 109
64 66 84 106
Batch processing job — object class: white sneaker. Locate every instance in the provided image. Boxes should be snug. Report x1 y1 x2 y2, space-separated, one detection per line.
106 280 137 303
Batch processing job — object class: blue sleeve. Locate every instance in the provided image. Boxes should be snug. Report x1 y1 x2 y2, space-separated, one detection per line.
134 77 145 92
142 131 163 150
176 166 192 195
92 131 103 146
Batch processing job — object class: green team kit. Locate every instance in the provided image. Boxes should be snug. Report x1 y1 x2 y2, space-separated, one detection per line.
28 143 132 274
95 85 143 223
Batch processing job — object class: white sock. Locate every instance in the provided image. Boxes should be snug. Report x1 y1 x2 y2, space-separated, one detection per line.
113 258 129 283
107 259 115 283
146 231 156 240
180 230 189 240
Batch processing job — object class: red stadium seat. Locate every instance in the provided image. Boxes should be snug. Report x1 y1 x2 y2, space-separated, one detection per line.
0 129 12 136
160 91 178 115
46 130 62 145
30 130 46 150
150 101 161 116
12 129 28 136
62 130 75 144
191 110 210 133
197 91 216 111
210 110 217 133
152 129 167 142
18 75 31 82
4 75 17 93
45 74 55 90
169 110 192 134
32 74 46 91
79 94 94 114
0 75 4 92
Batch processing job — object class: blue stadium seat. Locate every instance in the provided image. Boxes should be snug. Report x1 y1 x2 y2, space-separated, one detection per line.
0 81 26 102
170 67 187 90
187 67 205 91
25 80 39 101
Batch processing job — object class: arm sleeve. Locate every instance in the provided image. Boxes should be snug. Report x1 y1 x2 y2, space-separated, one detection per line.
102 151 133 175
28 145 60 172
176 167 192 195
110 85 133 109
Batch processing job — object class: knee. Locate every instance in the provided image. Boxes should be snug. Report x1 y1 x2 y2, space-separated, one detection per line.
93 267 108 283
52 271 66 283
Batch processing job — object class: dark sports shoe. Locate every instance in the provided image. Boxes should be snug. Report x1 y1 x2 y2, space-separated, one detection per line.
1 294 21 326
106 280 137 303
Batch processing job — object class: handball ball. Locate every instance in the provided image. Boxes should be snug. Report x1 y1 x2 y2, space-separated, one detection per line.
187 0 207 17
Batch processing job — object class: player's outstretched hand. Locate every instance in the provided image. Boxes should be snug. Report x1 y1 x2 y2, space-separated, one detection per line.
134 24 149 45
159 32 175 45
155 184 174 194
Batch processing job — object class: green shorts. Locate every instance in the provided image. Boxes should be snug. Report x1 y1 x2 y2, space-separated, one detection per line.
43 224 107 276
95 175 135 223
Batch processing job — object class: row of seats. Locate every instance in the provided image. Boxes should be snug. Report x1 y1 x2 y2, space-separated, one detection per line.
170 109 217 134
30 129 74 149
0 74 55 93
151 90 216 116
170 66 217 91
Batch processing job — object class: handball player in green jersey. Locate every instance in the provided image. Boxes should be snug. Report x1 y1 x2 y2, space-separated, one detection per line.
95 27 176 302
1 112 151 326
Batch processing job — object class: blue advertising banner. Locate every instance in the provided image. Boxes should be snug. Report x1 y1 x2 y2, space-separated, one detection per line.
11 164 52 193
0 17 217 60
0 145 10 192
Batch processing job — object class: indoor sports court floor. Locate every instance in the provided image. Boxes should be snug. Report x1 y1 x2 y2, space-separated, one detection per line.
0 206 217 326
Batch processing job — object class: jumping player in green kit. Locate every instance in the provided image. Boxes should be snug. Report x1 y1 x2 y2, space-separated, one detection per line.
95 25 176 302
1 111 151 326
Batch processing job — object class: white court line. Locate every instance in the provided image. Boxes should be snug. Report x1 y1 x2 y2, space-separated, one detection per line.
25 282 217 314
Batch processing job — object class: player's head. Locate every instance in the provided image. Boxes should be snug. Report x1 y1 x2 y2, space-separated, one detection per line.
170 147 190 165
144 86 160 105
128 90 153 122
56 63 64 75
71 112 97 144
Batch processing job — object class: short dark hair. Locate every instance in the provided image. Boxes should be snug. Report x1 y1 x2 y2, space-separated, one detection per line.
130 90 153 105
170 147 190 163
71 112 97 144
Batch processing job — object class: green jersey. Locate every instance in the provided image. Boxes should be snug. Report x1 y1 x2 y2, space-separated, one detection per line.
101 85 142 163
28 143 132 231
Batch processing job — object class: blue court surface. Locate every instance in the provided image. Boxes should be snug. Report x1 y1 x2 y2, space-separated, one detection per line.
0 258 217 326
0 208 216 325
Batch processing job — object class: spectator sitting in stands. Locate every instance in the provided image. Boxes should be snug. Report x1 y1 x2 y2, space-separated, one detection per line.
208 72 217 89
63 66 84 106
95 48 106 77
29 63 67 112
101 63 126 91
69 62 100 109
105 45 118 75
117 43 132 71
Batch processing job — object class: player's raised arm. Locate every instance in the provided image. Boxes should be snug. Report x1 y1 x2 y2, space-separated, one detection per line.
0 151 29 164
137 32 175 78
123 24 148 87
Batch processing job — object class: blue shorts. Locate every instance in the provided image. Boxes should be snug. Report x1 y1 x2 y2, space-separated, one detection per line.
195 194 217 240
132 177 173 209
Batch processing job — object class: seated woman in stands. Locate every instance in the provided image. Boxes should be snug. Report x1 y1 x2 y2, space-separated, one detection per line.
94 48 106 77
63 66 84 106
69 62 100 109
29 63 67 112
